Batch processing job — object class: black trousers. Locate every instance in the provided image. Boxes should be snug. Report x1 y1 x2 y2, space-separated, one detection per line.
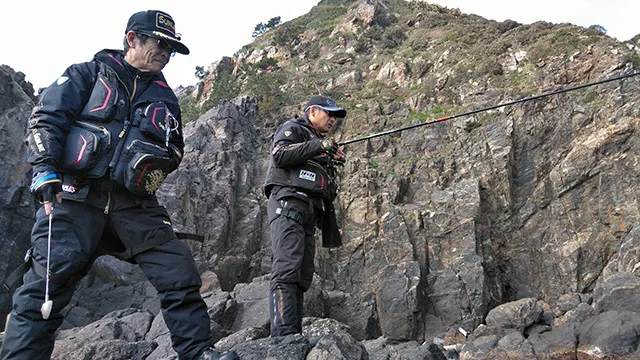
0 198 211 360
268 195 318 336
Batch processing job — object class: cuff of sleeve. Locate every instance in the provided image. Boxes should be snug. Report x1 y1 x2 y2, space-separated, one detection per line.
310 138 325 156
32 164 58 175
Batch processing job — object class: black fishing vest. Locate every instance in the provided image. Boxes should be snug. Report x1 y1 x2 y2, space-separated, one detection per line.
59 61 179 197
264 121 337 200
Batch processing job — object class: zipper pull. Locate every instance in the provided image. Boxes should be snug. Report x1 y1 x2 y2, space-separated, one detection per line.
118 119 129 138
104 192 111 214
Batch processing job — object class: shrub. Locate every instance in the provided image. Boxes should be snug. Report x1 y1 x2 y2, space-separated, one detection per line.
202 72 240 111
256 57 279 71
623 53 640 69
272 22 305 46
179 96 202 125
381 27 407 48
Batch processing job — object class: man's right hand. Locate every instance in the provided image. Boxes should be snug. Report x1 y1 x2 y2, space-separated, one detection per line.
30 171 63 215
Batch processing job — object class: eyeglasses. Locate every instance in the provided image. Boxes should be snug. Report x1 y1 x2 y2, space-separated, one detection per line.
155 38 176 57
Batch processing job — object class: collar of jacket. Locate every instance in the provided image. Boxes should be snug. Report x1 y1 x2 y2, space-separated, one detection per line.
298 114 323 138
93 49 167 82
92 49 174 103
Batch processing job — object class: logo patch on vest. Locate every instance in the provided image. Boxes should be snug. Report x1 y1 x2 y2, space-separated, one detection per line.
299 170 316 182
62 184 77 193
284 130 292 137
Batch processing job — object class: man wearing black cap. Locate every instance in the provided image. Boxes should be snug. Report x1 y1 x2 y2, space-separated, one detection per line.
264 95 346 337
0 10 237 360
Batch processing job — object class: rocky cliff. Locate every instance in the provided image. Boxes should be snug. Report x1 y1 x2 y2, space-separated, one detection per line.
0 65 36 329
1 0 640 358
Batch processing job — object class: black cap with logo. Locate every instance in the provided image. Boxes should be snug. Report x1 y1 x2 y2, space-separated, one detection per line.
125 10 189 55
304 95 347 118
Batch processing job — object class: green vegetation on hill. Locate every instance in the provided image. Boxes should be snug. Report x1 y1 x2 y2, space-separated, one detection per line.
180 0 638 131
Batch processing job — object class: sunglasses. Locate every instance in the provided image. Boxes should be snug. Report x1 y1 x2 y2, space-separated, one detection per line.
154 38 176 57
323 110 338 118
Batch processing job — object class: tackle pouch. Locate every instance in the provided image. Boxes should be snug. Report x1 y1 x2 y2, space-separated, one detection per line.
112 139 172 197
287 160 333 198
138 102 172 144
79 68 119 122
60 121 111 174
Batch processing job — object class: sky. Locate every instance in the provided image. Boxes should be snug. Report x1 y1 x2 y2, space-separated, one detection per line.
2 0 638 91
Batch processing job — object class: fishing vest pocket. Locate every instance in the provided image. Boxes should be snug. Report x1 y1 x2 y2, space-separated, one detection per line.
60 121 112 175
112 139 171 197
288 160 332 198
138 102 173 144
79 70 119 122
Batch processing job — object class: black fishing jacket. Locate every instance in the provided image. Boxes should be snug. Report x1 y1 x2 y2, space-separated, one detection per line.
264 115 338 201
25 49 184 184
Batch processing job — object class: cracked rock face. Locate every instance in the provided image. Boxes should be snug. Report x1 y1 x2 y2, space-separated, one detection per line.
0 65 36 330
3 0 640 358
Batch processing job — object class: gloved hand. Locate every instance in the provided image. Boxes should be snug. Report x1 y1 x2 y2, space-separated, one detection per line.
30 171 62 204
319 139 339 156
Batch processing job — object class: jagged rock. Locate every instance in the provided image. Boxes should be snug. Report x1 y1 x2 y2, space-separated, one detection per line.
229 275 271 331
174 84 195 99
527 323 578 359
0 65 37 329
145 312 175 360
306 330 368 360
196 57 235 103
91 255 148 286
376 261 421 341
578 311 640 357
323 289 379 341
593 272 640 314
302 317 352 347
459 335 500 360
497 19 520 33
200 270 221 293
214 326 269 351
375 62 409 87
62 262 160 329
331 0 390 36
484 332 536 359
604 226 640 279
54 340 157 360
203 290 237 332
553 292 583 316
333 70 362 88
381 102 410 118
52 308 154 358
484 298 542 333
233 334 310 360
552 302 594 327
157 96 265 291
363 337 441 360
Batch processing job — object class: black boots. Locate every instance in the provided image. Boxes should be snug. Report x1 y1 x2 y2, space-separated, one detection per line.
197 347 239 360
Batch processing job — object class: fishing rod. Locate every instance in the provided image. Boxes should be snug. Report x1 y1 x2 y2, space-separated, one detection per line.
339 71 640 146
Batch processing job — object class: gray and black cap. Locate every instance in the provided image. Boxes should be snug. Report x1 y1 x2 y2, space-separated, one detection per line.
125 10 190 55
305 95 347 118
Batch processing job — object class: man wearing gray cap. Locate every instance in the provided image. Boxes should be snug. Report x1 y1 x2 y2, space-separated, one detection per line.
264 95 346 337
0 10 237 360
